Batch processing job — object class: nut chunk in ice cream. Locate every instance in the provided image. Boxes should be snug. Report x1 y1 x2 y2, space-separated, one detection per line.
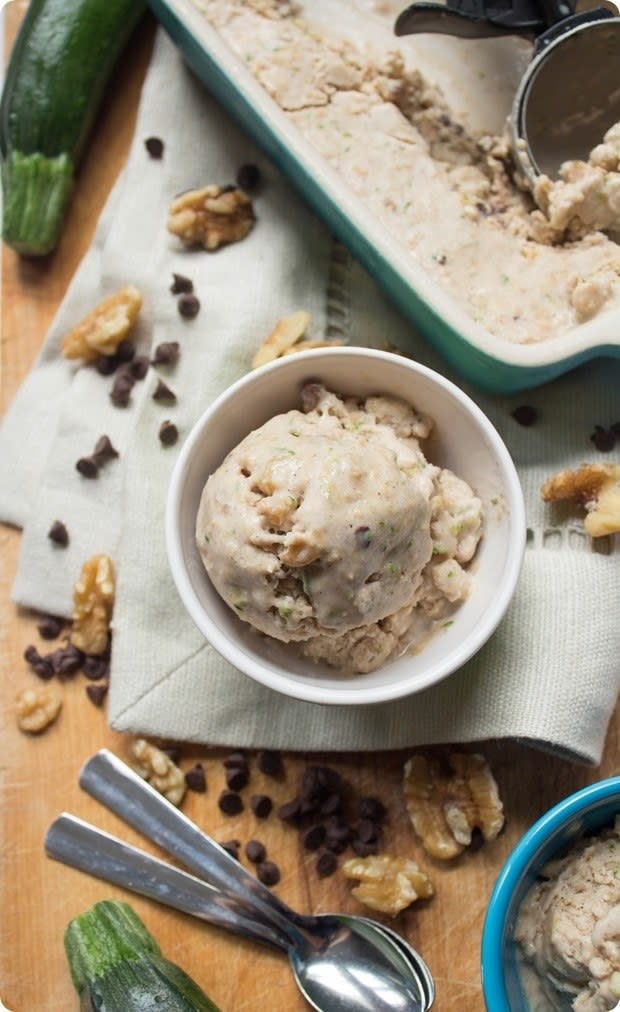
195 384 482 673
515 817 620 1011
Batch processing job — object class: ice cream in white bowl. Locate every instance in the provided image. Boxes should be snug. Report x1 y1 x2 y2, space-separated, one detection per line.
166 347 526 705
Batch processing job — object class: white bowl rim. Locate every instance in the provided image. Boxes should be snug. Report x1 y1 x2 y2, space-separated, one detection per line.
165 347 526 705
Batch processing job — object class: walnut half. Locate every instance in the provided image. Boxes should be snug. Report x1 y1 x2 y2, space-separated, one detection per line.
251 310 343 369
403 752 504 860
167 185 255 250
70 554 115 656
541 463 620 537
131 739 186 807
342 854 434 916
16 686 62 733
61 286 142 361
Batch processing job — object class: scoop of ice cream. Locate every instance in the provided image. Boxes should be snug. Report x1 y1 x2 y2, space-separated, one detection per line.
196 386 436 646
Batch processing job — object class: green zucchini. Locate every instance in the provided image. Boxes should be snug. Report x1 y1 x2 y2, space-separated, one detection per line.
64 899 221 1012
0 0 146 256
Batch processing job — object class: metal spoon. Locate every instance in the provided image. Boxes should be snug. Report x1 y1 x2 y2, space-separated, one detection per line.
46 813 429 1012
50 750 434 1011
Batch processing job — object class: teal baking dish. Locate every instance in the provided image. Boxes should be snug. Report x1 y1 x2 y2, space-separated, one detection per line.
149 0 620 393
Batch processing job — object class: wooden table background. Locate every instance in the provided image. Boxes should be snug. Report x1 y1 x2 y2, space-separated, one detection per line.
1 7 618 1010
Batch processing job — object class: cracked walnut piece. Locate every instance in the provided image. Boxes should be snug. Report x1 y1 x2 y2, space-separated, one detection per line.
70 554 115 656
61 286 142 361
403 752 504 860
342 855 434 916
167 185 255 250
251 310 343 368
16 686 62 733
541 462 620 537
131 739 186 806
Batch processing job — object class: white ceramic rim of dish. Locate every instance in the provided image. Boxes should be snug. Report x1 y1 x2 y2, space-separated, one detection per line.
162 0 620 371
165 347 526 705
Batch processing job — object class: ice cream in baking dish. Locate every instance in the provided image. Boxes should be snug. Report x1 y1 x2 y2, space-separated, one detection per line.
195 384 482 673
192 0 620 345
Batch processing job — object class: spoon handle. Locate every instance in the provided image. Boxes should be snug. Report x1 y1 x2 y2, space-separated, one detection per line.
45 812 288 951
79 750 309 940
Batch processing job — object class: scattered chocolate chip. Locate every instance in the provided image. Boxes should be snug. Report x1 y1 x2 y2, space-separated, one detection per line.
511 405 538 427
24 645 54 681
358 797 386 823
316 851 338 878
76 456 99 479
185 763 207 793
178 293 201 319
351 839 379 857
94 354 117 376
356 819 380 845
277 797 303 823
37 615 63 640
110 371 135 407
220 839 241 860
158 420 178 447
301 824 326 851
86 681 109 706
354 526 372 549
129 355 150 381
145 136 164 159
151 341 180 367
256 860 280 887
93 435 119 465
48 520 69 547
152 379 176 403
24 645 39 664
218 789 244 815
250 794 273 819
236 163 261 192
226 766 249 792
590 425 616 452
170 273 194 295
245 839 267 864
319 792 342 817
256 750 283 777
82 655 109 681
116 339 136 363
50 643 85 677
223 751 248 768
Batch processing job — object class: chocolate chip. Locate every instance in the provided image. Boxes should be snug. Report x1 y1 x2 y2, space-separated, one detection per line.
256 860 280 887
50 643 84 677
158 420 178 447
319 792 342 817
250 794 273 819
129 355 150 381
110 371 135 407
256 750 283 777
33 659 55 680
24 644 39 664
351 839 379 857
178 293 200 319
82 655 109 681
48 520 69 547
185 763 207 793
301 824 326 851
236 163 261 192
511 405 538 427
151 341 180 367
170 273 194 295
355 526 372 549
116 340 136 363
323 832 349 855
223 751 248 769
226 766 249 792
76 456 99 479
218 790 244 815
220 839 241 860
358 797 386 823
590 425 616 452
316 851 338 878
94 354 117 376
145 136 164 159
245 839 266 863
152 379 176 403
277 797 303 822
356 819 380 845
37 615 63 640
93 435 119 465
86 681 109 706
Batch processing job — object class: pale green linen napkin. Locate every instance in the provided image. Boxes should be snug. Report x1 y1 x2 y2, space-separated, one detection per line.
1 30 618 764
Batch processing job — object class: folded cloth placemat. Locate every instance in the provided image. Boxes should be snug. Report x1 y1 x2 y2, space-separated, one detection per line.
1 30 618 764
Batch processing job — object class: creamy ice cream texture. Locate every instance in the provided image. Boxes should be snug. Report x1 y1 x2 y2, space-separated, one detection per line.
515 817 620 1012
196 384 482 673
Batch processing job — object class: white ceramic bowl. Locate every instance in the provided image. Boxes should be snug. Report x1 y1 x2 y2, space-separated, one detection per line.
166 347 526 705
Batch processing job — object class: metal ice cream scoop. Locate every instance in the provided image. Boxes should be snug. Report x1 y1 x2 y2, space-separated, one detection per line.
395 0 620 185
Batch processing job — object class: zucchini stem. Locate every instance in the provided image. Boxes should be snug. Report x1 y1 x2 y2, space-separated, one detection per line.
2 149 74 256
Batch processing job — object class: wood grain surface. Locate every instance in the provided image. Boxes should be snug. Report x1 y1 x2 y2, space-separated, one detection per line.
1 7 618 1011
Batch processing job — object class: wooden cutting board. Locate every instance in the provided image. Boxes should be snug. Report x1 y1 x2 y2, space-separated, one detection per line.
1 7 618 1011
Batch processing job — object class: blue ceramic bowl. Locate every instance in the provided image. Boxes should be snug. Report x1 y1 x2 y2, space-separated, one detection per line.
481 776 620 1011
